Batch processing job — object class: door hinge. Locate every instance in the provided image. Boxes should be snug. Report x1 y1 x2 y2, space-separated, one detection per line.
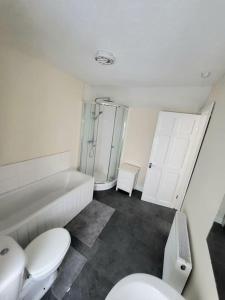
149 163 152 168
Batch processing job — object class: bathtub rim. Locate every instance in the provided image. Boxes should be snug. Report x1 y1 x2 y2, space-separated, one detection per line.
0 169 94 235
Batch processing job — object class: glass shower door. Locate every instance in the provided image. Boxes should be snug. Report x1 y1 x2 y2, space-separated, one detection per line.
80 103 99 176
107 107 128 181
94 104 116 183
80 102 128 185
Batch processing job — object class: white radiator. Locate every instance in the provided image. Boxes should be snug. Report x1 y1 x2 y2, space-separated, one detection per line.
162 211 192 294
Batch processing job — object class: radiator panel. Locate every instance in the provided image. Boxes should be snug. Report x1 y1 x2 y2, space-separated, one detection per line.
163 211 192 294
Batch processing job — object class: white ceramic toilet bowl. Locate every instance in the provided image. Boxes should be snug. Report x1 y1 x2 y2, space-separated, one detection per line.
0 228 71 300
22 228 71 300
106 273 185 300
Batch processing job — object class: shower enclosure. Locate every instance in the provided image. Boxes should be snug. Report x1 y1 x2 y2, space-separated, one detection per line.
80 99 128 190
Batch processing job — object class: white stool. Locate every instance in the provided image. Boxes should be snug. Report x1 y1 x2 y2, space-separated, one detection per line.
116 163 140 197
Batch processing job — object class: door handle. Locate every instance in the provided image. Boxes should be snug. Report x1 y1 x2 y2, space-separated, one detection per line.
149 163 153 169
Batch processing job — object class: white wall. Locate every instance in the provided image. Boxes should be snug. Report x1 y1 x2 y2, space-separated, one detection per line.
84 85 212 113
215 195 225 224
121 108 159 190
0 45 84 167
182 77 225 300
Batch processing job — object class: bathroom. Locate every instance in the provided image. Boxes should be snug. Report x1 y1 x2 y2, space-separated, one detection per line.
0 1 225 300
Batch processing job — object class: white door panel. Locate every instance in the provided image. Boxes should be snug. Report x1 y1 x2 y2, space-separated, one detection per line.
141 111 208 209
156 116 176 135
166 137 191 170
143 167 161 201
176 117 196 135
157 171 179 207
151 136 170 166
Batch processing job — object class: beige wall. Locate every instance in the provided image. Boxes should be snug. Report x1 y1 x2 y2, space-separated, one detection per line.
0 46 84 167
182 78 225 300
121 108 159 190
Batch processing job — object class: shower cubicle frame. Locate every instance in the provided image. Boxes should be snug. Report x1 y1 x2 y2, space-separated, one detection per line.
79 99 128 191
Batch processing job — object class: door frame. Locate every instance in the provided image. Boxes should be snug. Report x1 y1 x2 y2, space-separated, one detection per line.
141 104 214 210
175 102 215 209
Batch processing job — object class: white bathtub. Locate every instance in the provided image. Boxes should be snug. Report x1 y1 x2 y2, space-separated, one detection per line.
0 169 94 247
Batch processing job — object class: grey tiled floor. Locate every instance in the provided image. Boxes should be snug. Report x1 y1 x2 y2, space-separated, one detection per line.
207 222 225 300
66 200 115 248
43 188 176 300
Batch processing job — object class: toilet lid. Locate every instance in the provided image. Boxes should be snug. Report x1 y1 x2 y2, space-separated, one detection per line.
25 228 71 278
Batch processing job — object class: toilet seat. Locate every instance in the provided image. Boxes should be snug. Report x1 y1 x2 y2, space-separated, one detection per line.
25 228 71 279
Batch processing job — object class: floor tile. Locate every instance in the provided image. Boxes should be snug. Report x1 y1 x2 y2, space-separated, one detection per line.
207 222 225 300
63 263 113 300
41 290 57 300
99 212 165 263
70 235 102 260
66 200 115 247
89 237 162 285
51 247 87 299
95 189 175 224
42 188 175 300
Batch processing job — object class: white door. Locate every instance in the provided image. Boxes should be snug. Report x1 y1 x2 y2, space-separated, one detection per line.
141 111 208 209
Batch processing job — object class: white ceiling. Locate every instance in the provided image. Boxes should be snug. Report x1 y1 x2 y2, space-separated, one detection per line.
0 0 225 87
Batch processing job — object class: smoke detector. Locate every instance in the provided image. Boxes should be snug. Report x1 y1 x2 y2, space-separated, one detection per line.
95 50 115 65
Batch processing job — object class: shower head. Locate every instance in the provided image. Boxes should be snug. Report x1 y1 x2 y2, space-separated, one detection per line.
95 97 113 105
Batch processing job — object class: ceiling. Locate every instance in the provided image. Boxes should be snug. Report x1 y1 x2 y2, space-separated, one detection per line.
85 85 211 113
0 0 225 87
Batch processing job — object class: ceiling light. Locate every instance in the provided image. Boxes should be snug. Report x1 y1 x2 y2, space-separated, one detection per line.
201 71 211 79
95 50 115 65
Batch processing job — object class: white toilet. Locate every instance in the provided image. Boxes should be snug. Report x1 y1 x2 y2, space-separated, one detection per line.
0 228 71 300
105 274 185 300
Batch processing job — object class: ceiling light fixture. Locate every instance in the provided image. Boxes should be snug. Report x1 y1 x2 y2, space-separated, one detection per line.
201 71 211 79
95 50 115 65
